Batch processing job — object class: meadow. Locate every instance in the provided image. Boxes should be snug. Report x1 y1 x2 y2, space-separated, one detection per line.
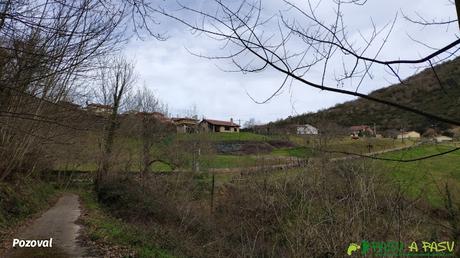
378 143 460 206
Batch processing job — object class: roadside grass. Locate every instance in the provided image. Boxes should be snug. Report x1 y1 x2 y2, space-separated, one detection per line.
79 189 177 258
378 143 460 207
0 178 57 228
0 177 58 250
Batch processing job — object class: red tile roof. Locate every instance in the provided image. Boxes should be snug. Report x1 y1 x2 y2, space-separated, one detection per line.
172 117 198 126
202 119 240 127
172 117 198 121
350 125 370 131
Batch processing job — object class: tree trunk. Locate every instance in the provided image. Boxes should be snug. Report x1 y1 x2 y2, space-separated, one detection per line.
97 106 118 188
141 115 150 178
456 0 460 29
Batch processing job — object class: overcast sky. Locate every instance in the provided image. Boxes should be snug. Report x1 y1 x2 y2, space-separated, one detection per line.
123 0 458 125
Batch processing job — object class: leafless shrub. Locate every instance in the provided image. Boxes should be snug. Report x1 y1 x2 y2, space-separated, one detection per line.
0 0 163 181
98 159 436 257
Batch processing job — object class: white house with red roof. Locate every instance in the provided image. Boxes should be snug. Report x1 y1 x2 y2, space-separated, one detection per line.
199 118 240 133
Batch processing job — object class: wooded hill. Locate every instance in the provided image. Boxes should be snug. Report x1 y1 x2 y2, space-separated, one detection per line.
271 57 460 134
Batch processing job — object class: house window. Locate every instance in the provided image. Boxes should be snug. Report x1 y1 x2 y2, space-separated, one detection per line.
225 126 230 131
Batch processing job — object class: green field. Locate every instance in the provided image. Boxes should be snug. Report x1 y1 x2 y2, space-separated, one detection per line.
378 143 460 206
54 131 421 172
205 154 288 169
327 137 414 154
177 132 280 142
210 142 460 208
206 155 258 169
149 161 174 172
271 146 313 158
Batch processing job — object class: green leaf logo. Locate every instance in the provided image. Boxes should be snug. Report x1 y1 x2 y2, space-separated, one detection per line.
347 243 361 256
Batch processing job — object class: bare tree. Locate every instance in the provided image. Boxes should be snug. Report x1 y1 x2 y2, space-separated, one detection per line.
0 0 162 181
178 103 199 119
97 57 136 187
128 85 170 178
243 118 257 129
156 0 460 127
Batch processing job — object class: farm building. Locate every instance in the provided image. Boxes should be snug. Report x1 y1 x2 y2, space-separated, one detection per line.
200 118 240 133
173 117 199 133
397 131 421 139
136 111 171 122
435 136 453 143
85 103 112 114
296 124 319 135
350 125 374 137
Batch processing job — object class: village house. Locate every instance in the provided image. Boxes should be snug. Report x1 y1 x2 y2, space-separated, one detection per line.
200 118 240 133
349 125 374 138
435 135 453 143
173 117 199 133
397 131 421 139
57 100 81 110
296 124 319 135
85 103 112 114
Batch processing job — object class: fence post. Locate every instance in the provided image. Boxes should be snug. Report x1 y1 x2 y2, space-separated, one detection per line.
210 173 215 214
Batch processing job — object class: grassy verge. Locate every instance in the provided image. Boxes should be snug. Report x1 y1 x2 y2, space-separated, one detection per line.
0 178 57 230
0 177 58 254
78 189 177 258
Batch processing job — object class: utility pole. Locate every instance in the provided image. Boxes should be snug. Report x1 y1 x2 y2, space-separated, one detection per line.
400 127 404 143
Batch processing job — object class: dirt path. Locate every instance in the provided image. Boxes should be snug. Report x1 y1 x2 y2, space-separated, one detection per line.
330 143 417 162
5 193 89 258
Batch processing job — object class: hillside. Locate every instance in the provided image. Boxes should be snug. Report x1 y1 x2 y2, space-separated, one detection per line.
271 57 460 134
